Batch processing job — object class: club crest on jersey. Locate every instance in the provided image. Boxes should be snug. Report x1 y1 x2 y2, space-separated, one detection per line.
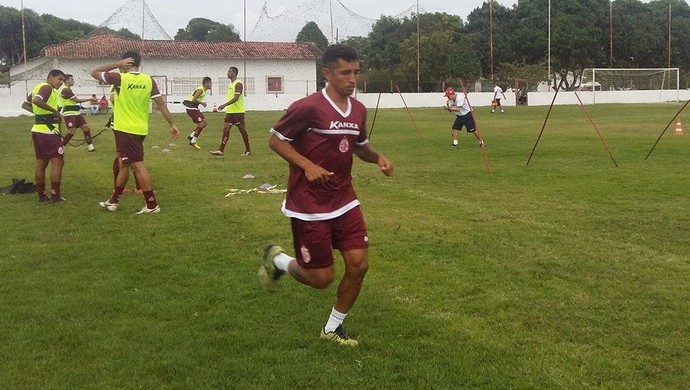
300 245 311 263
339 137 349 153
330 121 359 130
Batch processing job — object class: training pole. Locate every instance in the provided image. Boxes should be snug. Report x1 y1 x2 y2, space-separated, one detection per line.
527 78 564 166
574 92 618 167
395 84 423 140
645 98 690 159
368 92 382 140
459 80 491 174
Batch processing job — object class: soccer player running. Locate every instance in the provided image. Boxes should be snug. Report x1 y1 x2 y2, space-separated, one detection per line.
58 74 96 151
492 84 506 113
259 44 394 347
210 66 250 156
91 51 179 214
185 77 212 149
443 87 485 148
21 69 66 203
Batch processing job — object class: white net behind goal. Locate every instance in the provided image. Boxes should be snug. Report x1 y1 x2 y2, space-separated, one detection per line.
581 68 679 91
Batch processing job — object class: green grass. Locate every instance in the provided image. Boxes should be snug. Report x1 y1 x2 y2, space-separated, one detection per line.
1 104 689 389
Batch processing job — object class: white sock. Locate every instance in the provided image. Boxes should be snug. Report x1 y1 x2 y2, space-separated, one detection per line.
324 307 347 333
191 136 197 143
273 252 294 272
452 140 458 145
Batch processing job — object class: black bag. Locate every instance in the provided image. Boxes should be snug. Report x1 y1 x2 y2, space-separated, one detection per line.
0 178 37 194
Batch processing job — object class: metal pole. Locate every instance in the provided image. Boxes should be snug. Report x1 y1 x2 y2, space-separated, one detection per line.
243 0 247 96
21 0 28 95
668 4 672 68
329 0 334 43
548 0 551 88
609 0 613 68
416 0 420 93
141 0 145 40
489 0 494 86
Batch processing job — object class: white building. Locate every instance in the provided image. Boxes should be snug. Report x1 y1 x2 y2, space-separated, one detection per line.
7 33 321 114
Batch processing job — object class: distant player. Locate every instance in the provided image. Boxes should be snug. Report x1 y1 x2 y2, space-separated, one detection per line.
21 69 66 203
58 74 96 151
210 66 251 156
185 77 212 149
492 85 506 113
258 44 394 347
443 87 485 147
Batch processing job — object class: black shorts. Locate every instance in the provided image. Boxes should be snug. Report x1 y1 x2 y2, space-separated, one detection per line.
452 114 475 133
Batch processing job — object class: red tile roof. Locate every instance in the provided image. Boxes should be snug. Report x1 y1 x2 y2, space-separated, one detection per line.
42 33 322 60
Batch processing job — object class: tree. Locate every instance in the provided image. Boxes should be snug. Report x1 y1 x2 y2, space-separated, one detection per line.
295 21 329 52
174 18 240 42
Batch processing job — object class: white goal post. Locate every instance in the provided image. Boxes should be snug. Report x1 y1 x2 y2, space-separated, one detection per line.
581 68 680 104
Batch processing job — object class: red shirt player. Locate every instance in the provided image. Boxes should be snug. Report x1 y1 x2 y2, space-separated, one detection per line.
258 44 393 347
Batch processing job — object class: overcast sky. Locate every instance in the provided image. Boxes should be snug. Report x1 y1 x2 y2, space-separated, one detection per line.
1 0 518 38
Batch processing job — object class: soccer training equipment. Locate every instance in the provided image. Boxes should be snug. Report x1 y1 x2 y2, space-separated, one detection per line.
581 68 680 104
320 325 358 347
99 200 118 211
258 244 286 292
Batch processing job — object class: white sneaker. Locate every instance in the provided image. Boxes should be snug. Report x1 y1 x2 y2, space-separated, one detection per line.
136 205 160 214
99 200 117 211
479 140 485 147
87 144 95 152
240 151 251 157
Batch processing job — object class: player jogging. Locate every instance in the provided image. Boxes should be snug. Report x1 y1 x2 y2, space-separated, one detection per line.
91 50 179 214
492 85 506 113
185 77 212 149
444 87 485 148
21 69 66 203
258 44 394 347
210 66 251 156
58 74 96 151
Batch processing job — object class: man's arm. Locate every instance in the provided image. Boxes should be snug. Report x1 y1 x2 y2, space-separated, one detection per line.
90 58 132 81
218 82 242 110
354 143 394 176
21 95 33 113
268 134 334 184
32 95 61 120
152 96 180 139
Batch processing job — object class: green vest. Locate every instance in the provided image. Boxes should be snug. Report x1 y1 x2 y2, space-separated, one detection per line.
31 82 60 134
114 72 153 136
225 79 245 114
58 85 80 115
189 86 206 103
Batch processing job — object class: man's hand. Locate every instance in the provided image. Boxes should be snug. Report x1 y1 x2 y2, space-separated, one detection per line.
304 163 334 184
377 155 394 176
218 103 227 111
170 124 180 139
201 102 207 107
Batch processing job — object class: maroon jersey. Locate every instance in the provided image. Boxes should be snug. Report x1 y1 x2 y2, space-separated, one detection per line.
271 89 368 221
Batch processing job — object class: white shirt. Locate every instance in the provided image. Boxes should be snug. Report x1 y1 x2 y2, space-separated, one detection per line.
493 86 504 99
447 95 471 116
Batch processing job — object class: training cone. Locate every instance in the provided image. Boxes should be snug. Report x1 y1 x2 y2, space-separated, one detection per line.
675 119 683 135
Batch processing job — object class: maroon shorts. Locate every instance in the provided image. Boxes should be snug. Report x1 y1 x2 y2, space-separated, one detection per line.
224 113 245 125
113 130 146 164
290 206 369 269
64 114 87 129
186 109 205 124
32 132 64 160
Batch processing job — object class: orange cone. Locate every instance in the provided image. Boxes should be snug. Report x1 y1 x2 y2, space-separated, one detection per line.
675 118 683 135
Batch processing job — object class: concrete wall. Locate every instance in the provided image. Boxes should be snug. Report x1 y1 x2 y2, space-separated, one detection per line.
2 86 688 117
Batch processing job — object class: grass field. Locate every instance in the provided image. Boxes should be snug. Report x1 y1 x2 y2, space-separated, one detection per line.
1 103 689 389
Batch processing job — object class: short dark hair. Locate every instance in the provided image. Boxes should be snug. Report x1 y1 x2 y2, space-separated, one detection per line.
202 76 212 85
122 50 142 67
48 69 65 78
229 66 239 74
64 74 73 80
322 44 359 69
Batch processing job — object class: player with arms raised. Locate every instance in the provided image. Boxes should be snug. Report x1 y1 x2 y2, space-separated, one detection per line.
258 44 393 347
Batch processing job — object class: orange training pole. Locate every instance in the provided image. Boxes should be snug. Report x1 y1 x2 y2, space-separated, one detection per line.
574 92 618 167
395 84 423 140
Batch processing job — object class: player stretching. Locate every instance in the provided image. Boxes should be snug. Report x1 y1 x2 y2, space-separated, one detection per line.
259 44 394 347
58 74 96 151
210 66 250 156
185 77 212 149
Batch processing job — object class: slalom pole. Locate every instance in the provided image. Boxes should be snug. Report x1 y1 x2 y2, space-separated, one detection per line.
527 78 564 166
459 79 491 174
368 92 382 140
645 98 690 159
395 84 423 140
574 92 618 167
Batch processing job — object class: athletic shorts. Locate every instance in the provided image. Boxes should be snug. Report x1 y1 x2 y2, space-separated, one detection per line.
453 114 476 133
64 114 87 129
494 98 502 106
290 206 369 269
113 130 146 164
32 132 64 160
224 113 245 125
186 109 205 124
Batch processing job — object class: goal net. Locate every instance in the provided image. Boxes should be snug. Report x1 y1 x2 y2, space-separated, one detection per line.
581 68 679 92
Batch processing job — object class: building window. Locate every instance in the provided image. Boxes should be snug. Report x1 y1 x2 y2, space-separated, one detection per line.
267 76 283 93
218 77 254 96
171 77 202 96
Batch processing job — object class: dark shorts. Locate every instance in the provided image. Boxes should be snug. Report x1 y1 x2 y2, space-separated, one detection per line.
113 130 146 164
494 98 502 106
224 113 245 125
453 114 476 133
186 109 205 124
290 206 369 269
32 132 64 160
64 114 87 129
